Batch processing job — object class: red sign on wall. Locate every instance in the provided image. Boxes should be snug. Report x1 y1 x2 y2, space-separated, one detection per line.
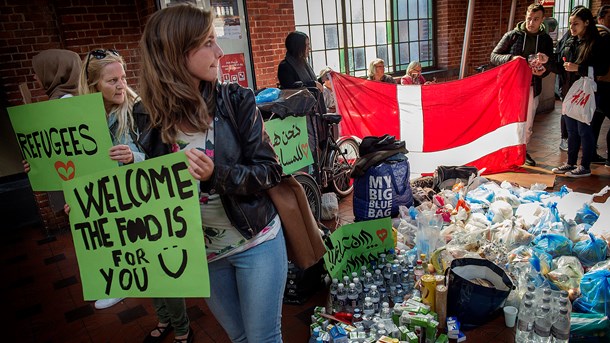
219 53 248 87
539 0 555 6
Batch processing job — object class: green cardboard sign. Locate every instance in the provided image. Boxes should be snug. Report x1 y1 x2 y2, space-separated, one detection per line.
7 93 116 191
265 115 313 175
324 217 394 280
62 152 209 299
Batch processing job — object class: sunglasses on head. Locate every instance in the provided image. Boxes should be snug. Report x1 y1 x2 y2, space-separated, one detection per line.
85 49 120 80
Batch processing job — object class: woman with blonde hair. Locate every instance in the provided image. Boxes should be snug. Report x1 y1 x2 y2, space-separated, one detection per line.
368 58 395 83
78 49 144 164
139 4 285 342
401 61 428 85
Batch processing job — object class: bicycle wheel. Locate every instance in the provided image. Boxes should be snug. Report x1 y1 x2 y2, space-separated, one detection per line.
293 173 322 221
330 137 359 197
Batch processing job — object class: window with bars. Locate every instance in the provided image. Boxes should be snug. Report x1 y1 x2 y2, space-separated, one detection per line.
553 0 590 40
292 0 434 78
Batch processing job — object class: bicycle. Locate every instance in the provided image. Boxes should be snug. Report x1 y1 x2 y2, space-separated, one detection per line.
295 113 360 221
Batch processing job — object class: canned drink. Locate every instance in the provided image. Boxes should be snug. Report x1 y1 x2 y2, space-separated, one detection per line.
434 274 445 285
421 274 436 311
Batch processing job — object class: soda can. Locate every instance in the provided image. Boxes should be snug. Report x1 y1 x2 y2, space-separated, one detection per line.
434 275 445 285
421 274 436 311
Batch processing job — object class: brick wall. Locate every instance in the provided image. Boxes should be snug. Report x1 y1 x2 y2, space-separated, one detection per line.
246 0 294 89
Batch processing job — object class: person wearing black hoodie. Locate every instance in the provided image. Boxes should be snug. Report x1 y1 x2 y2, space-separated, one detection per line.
490 4 553 167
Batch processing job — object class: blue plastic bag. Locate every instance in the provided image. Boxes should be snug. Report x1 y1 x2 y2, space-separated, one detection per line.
574 270 610 316
530 202 566 236
532 233 573 258
575 203 600 226
255 87 281 104
573 233 608 267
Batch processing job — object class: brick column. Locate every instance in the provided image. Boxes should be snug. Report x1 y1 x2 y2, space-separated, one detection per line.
34 191 69 232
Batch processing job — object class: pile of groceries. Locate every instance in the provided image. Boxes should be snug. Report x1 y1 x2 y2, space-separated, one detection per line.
308 176 610 343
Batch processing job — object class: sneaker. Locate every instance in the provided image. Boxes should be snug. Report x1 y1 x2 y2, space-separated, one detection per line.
94 298 124 309
552 164 576 174
606 159 610 167
559 138 568 151
591 154 607 164
525 153 536 166
565 165 591 178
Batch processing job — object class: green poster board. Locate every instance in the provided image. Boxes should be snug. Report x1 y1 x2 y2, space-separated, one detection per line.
324 217 394 280
265 115 313 175
62 152 209 299
7 93 116 191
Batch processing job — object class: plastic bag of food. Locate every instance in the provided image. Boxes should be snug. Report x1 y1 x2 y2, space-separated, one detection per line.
575 203 600 226
530 203 566 236
465 184 495 206
574 270 610 316
548 256 584 291
493 219 534 251
533 234 574 258
486 200 514 224
573 233 608 267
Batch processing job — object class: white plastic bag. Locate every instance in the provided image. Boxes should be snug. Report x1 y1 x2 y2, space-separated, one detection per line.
320 192 338 220
562 67 597 125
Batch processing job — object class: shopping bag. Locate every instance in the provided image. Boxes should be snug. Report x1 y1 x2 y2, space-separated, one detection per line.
562 67 597 125
446 258 514 326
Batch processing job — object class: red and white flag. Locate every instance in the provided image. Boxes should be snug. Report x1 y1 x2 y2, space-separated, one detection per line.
331 59 532 175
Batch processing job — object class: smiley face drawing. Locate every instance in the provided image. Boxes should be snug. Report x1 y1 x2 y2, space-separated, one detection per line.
158 245 187 279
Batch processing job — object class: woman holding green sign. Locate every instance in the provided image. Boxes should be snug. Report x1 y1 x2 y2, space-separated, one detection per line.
79 50 193 342
138 4 286 343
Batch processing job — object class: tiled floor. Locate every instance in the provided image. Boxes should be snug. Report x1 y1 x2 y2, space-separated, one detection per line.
3 100 610 343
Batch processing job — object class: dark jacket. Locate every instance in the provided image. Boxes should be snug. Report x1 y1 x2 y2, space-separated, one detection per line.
490 21 554 97
277 59 316 89
547 34 610 99
133 83 282 239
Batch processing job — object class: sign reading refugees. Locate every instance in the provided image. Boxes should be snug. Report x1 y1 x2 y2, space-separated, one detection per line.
265 115 313 174
323 217 394 279
63 152 209 299
7 94 116 191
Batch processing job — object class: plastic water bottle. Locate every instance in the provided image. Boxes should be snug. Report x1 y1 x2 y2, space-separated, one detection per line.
329 278 339 313
414 260 425 284
380 302 392 319
360 265 368 279
393 284 405 304
532 304 552 343
516 300 534 343
379 286 389 305
336 283 347 313
369 285 380 312
347 283 360 313
379 253 388 266
400 268 410 290
551 307 570 343
354 277 364 304
363 297 375 317
373 269 385 287
363 272 375 289
383 263 392 282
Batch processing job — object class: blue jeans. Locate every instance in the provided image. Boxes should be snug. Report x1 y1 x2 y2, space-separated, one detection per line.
205 228 287 343
564 115 594 169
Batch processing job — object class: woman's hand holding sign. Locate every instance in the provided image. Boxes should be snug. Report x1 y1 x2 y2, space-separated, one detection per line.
185 148 214 181
109 144 135 164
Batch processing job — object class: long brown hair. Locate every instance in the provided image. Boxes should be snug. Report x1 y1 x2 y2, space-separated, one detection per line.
139 4 216 144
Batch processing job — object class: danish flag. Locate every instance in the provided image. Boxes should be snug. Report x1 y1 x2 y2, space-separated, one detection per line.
331 59 532 176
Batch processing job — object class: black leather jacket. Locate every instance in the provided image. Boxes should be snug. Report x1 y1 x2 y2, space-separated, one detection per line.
133 82 282 239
